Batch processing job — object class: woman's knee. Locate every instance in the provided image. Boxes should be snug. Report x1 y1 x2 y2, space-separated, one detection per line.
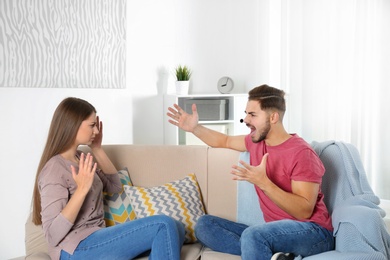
194 215 212 241
153 215 179 227
195 215 214 234
174 219 185 241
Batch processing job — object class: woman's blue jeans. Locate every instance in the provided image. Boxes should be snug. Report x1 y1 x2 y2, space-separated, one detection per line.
60 215 185 260
195 215 334 260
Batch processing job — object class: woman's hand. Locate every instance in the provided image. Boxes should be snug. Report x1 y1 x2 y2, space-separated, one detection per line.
61 153 97 224
71 153 97 196
85 115 118 175
90 116 103 150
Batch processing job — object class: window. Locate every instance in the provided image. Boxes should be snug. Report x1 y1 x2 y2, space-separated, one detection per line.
279 1 390 202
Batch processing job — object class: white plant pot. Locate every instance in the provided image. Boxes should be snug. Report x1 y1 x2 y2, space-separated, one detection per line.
175 81 189 95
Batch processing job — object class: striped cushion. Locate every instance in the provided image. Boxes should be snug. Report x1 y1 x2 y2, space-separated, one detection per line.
124 173 205 243
103 168 136 226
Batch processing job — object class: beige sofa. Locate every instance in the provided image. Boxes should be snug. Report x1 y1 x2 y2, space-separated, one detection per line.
21 145 242 260
19 142 390 260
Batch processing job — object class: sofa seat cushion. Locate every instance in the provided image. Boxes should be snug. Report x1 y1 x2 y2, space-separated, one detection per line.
135 243 203 260
200 247 241 260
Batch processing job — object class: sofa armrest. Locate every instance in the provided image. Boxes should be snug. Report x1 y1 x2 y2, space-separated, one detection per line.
26 252 51 260
330 203 390 258
302 250 387 260
25 213 49 259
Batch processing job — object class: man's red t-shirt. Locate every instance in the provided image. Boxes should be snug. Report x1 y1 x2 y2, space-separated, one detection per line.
245 134 333 231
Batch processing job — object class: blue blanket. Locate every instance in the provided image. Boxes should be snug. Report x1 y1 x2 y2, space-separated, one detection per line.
312 141 390 259
237 141 390 259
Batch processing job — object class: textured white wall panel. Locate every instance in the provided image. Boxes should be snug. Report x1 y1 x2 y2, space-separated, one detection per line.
0 0 125 88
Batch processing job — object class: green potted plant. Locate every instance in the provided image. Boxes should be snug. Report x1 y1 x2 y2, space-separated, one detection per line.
174 65 192 95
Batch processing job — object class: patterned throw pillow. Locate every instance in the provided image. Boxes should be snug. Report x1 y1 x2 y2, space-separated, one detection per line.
124 173 206 243
103 168 136 226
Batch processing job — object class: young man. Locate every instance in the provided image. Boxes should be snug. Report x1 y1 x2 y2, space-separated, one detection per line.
167 85 334 260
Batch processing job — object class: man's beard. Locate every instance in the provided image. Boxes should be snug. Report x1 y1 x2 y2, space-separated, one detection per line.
251 118 271 143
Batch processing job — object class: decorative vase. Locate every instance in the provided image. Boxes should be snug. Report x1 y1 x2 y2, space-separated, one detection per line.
175 81 189 95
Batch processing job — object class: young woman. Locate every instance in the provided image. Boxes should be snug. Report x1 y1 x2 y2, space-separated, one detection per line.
32 97 185 260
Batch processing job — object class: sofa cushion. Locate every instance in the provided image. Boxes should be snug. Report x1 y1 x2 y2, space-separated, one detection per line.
103 167 136 226
236 152 265 226
124 173 206 243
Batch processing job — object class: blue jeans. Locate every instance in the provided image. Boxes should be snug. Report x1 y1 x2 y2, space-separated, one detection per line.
60 215 185 260
195 215 334 260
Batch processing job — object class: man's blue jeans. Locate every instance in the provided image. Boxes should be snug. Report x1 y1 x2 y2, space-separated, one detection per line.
60 215 185 260
195 215 334 260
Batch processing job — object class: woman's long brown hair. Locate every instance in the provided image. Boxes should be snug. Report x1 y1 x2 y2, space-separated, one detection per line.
32 97 96 225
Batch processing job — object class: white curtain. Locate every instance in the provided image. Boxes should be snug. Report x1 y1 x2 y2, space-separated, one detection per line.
284 0 390 199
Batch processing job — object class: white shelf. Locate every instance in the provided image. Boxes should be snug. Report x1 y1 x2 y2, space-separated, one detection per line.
164 94 248 145
199 120 235 124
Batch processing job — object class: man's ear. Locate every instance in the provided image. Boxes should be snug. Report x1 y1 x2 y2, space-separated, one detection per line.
270 111 280 123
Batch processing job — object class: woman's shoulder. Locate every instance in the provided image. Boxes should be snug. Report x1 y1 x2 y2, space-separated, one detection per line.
39 154 72 183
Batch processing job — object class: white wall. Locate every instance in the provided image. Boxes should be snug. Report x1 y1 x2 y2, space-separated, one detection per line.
0 0 276 258
0 88 133 259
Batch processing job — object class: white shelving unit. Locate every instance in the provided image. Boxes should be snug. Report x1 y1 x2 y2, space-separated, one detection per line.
163 94 248 145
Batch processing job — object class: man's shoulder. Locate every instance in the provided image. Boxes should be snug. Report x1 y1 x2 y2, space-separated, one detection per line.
285 135 320 159
288 134 312 148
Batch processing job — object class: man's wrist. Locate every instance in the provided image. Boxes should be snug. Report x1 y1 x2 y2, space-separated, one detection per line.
192 124 201 135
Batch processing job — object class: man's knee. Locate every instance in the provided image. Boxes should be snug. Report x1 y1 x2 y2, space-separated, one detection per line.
240 225 269 248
